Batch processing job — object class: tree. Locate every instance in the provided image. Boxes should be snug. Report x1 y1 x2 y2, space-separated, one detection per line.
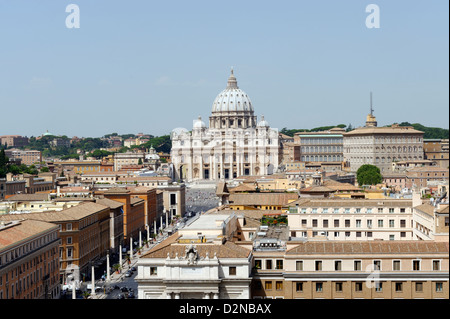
356 164 382 186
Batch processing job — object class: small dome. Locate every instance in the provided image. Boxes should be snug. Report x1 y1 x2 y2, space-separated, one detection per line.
257 115 269 127
193 116 206 129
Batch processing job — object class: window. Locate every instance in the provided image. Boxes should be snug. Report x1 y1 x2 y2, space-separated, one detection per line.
400 208 406 213
389 208 395 213
373 260 381 271
301 219 307 226
150 267 157 276
315 261 322 271
356 220 362 228
395 282 403 292
378 220 384 228
354 260 362 271
334 220 340 227
66 223 72 231
345 220 350 227
412 260 421 271
322 208 328 214
312 219 318 227
333 208 339 214
345 232 351 237
254 260 262 269
433 260 441 271
389 235 395 240
389 220 395 228
400 220 406 228
375 282 383 292
356 232 362 238
296 282 303 292
335 260 342 271
229 267 237 275
378 208 383 213
367 208 372 214
367 231 373 237
436 282 443 292
415 282 423 292
355 282 363 292
345 208 350 214
66 237 72 244
265 281 272 290
393 260 401 271
315 282 323 292
312 208 318 214
335 282 343 292
276 260 283 270
356 208 361 213
276 281 283 290
323 219 328 228
296 261 303 271
266 260 273 270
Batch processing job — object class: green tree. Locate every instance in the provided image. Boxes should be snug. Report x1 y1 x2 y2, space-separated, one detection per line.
356 164 382 186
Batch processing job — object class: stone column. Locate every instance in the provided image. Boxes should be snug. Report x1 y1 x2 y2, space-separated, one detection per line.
154 220 157 235
119 245 122 269
174 293 180 299
106 251 111 282
72 282 76 299
91 266 96 296
130 237 133 260
204 293 210 299
139 231 142 249
213 293 219 299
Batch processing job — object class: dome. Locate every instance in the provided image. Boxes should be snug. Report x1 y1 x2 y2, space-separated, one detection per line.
211 69 254 113
193 116 206 129
257 115 269 127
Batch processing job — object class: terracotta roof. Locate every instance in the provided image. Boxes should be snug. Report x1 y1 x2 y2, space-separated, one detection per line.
300 186 334 193
343 126 424 136
436 205 449 214
130 197 144 205
6 194 49 201
95 198 124 209
104 187 130 194
414 203 436 217
0 219 59 250
216 182 230 195
322 180 361 191
0 202 109 223
142 239 251 259
286 241 449 255
229 183 257 193
287 198 412 208
228 193 298 206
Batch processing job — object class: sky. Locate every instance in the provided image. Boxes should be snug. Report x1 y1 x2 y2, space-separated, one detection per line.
0 0 448 138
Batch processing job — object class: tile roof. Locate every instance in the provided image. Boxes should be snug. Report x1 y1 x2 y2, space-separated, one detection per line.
142 239 251 259
286 241 449 255
0 202 109 222
229 193 298 206
0 219 59 250
6 193 50 201
95 198 124 209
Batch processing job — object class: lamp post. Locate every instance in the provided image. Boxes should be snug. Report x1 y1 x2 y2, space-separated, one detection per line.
106 249 111 282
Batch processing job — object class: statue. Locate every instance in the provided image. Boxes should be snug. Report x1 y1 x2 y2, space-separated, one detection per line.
185 244 198 265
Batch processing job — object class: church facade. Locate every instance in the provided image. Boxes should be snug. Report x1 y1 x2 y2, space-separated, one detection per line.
170 70 280 182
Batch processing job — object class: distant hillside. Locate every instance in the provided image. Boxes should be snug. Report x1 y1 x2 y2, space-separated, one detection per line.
395 122 449 140
281 123 449 139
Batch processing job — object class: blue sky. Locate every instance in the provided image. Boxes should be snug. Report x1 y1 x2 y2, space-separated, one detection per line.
0 0 448 137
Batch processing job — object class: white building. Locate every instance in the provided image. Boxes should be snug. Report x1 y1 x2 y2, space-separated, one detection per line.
170 70 280 182
136 213 252 299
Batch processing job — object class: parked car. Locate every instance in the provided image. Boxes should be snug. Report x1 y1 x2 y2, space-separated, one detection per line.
130 266 137 271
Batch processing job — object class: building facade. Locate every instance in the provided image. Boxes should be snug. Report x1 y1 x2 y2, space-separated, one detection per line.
170 70 280 181
343 113 424 173
0 219 61 299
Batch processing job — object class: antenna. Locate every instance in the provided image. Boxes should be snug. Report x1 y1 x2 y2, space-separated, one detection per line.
370 92 374 116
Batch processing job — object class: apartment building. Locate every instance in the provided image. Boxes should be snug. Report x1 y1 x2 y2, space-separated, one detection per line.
0 202 112 286
0 135 29 148
295 127 345 164
424 139 449 169
0 219 60 299
4 149 41 166
413 203 449 242
252 240 449 299
287 198 414 241
405 167 449 189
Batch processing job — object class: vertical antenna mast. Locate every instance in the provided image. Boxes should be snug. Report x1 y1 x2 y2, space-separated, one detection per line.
370 91 373 116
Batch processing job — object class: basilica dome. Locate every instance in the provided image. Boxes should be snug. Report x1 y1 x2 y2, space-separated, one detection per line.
211 69 254 113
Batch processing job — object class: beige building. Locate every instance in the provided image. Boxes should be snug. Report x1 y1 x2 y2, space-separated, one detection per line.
287 198 414 241
0 135 29 148
252 240 449 299
343 112 424 173
424 139 449 169
114 152 145 171
4 149 41 166
413 203 449 242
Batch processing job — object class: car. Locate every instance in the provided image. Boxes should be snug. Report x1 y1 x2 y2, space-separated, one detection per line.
130 266 137 271
125 270 133 277
127 291 135 299
117 293 125 299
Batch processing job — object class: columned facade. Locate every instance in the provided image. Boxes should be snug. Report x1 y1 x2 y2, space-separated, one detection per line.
171 70 280 181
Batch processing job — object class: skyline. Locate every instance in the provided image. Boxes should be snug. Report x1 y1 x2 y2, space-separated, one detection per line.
0 0 448 138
